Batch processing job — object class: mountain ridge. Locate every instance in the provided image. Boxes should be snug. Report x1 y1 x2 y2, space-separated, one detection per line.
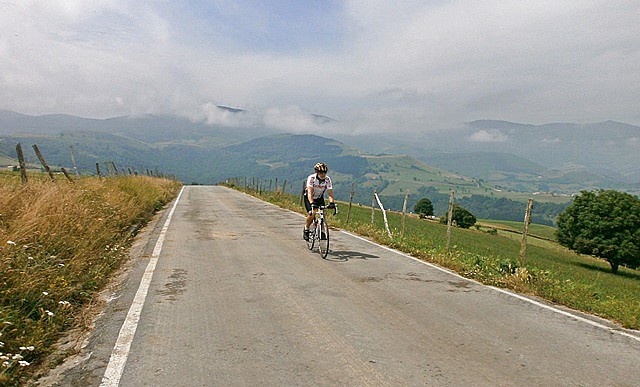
2 109 639 195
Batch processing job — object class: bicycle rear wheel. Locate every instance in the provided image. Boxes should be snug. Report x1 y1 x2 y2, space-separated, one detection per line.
318 219 330 258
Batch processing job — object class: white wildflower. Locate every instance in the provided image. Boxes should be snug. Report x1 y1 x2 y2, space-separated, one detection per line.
19 346 35 351
42 292 49 296
45 310 54 317
0 355 8 360
0 341 3 347
7 241 16 245
57 263 65 267
12 354 23 360
18 360 30 367
58 301 70 306
2 361 10 367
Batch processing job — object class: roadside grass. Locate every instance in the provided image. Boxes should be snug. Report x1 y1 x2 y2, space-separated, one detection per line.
0 171 181 385
227 183 640 331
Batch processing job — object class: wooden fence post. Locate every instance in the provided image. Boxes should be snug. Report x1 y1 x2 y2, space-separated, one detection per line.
274 178 278 193
96 163 103 178
371 189 377 225
401 190 409 240
446 190 455 255
69 145 79 176
519 199 534 267
282 180 287 194
16 143 28 184
32 144 55 181
60 167 74 183
346 182 355 225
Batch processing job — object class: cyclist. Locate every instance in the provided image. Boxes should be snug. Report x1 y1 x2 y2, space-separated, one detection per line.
303 162 335 241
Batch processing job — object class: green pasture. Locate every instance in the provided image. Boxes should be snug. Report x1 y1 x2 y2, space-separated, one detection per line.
477 219 558 241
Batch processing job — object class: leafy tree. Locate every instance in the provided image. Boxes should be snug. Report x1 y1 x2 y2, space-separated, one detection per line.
440 205 477 229
414 198 434 218
556 190 640 274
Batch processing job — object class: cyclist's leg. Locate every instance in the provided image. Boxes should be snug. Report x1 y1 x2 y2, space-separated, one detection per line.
310 198 324 236
303 196 314 240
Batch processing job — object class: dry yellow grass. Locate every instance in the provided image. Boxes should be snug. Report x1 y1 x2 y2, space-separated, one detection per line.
0 172 181 385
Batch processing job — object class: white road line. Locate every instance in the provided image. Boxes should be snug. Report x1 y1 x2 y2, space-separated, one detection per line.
100 186 185 387
339 230 640 344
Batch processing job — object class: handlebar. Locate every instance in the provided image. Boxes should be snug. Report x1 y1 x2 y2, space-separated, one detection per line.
311 203 338 215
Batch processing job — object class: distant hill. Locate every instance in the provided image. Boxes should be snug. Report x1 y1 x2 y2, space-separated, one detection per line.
417 151 547 177
0 108 279 146
2 109 639 209
334 119 640 193
0 114 579 223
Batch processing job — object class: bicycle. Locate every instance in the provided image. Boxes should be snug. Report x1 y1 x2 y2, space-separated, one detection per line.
306 204 337 258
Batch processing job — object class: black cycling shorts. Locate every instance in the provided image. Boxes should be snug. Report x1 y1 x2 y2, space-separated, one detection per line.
304 195 325 213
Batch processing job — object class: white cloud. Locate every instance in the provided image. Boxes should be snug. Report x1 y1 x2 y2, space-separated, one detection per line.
1 0 639 130
198 103 256 128
468 130 509 143
542 137 562 144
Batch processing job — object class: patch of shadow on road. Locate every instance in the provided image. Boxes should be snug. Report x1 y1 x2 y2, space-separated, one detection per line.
157 269 188 302
208 231 242 240
446 280 476 292
356 276 384 283
325 250 379 262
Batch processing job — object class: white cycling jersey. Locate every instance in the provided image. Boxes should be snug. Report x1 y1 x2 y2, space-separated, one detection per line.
306 173 333 200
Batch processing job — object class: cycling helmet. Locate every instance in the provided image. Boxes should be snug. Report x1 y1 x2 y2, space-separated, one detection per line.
314 162 328 173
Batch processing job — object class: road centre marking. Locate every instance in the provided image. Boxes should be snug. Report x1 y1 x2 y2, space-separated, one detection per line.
101 186 185 387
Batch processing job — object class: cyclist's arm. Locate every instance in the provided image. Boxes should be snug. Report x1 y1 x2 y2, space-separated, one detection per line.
307 186 315 203
327 188 335 204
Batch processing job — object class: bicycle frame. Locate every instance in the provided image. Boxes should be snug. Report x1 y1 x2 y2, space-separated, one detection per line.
307 204 337 258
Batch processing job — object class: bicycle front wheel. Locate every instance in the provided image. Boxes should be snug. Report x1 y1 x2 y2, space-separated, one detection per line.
306 224 315 250
318 219 330 258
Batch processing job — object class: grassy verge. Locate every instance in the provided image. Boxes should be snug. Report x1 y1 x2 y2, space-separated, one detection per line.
226 183 640 332
0 171 181 385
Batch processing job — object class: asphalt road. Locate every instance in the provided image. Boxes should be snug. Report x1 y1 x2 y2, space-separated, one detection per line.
43 185 640 386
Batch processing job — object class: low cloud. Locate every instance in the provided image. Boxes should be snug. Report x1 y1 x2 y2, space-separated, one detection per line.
198 102 257 127
542 137 562 144
468 130 509 143
192 103 342 134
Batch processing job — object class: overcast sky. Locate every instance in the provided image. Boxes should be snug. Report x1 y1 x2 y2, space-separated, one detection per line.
1 0 639 134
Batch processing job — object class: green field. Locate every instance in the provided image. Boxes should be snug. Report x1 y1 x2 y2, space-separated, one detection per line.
477 219 558 241
230 184 640 330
